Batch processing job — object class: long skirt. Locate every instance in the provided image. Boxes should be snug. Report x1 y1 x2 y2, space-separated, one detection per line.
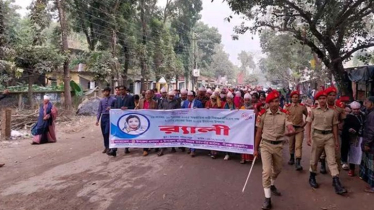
360 152 374 187
32 121 57 144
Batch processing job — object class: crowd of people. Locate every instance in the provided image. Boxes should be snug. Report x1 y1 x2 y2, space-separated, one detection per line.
96 85 374 209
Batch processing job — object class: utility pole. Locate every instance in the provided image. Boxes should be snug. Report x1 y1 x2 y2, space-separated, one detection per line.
57 0 72 112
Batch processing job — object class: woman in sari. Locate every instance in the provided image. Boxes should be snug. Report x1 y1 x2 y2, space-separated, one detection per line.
240 93 255 164
32 95 58 144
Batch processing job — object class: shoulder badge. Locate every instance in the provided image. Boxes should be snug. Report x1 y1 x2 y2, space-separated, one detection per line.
300 103 305 106
280 108 290 115
285 103 291 107
258 109 266 116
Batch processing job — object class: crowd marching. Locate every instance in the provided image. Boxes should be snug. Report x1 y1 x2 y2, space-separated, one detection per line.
96 85 374 209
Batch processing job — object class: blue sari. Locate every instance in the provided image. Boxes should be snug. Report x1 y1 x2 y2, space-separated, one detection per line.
32 102 53 139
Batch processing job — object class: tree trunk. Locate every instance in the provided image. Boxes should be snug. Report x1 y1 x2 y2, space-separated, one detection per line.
28 73 34 108
329 60 353 99
140 0 147 92
57 0 72 111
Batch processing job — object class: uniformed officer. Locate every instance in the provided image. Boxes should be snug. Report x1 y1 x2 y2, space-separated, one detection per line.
319 87 346 174
285 91 308 170
254 90 295 210
306 90 347 195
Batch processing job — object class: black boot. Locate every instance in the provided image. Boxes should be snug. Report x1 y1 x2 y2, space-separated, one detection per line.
288 154 295 165
262 198 272 210
332 176 347 195
295 158 303 171
171 147 177 153
270 185 281 196
309 172 319 188
107 149 117 157
320 159 327 174
124 148 130 154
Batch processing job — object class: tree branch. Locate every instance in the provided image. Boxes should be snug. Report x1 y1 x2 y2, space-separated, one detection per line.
335 0 366 28
312 0 329 24
342 43 374 60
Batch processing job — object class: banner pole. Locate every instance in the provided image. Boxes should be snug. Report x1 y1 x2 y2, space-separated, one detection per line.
242 156 257 193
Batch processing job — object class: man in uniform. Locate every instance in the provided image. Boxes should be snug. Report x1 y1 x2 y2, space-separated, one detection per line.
319 86 346 174
96 87 116 154
306 90 347 195
285 91 308 170
254 90 295 210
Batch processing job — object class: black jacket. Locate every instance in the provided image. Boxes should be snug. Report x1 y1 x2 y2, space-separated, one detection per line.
363 109 374 153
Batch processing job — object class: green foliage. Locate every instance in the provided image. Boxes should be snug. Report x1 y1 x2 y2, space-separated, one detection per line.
207 44 236 80
237 51 255 74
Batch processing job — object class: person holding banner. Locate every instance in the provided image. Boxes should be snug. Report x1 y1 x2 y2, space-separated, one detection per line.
197 87 209 107
240 93 254 164
182 91 204 157
206 93 223 159
284 91 308 171
180 89 188 107
223 92 236 161
254 90 295 210
306 90 347 195
96 87 116 154
138 90 158 156
158 91 181 156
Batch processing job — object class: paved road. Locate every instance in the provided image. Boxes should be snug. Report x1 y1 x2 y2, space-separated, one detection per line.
0 117 372 210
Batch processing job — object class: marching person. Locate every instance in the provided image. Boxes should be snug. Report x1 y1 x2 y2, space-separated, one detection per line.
0 89 9 168
223 92 236 160
157 87 168 106
254 90 295 210
182 91 203 157
306 90 347 195
158 91 181 156
206 93 222 159
180 89 188 107
284 90 308 171
319 87 346 174
360 96 374 193
240 93 254 164
138 90 158 156
197 87 209 107
96 87 116 154
107 86 135 157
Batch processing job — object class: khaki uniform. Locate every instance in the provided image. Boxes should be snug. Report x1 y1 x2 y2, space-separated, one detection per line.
257 109 292 188
285 103 308 158
307 105 339 176
320 104 346 170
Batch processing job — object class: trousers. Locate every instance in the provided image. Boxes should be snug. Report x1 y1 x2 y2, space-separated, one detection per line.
289 128 304 158
310 132 339 176
100 114 110 148
260 140 283 188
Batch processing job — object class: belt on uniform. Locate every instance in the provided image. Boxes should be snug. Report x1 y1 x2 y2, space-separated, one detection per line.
314 129 332 135
263 139 283 145
293 125 302 128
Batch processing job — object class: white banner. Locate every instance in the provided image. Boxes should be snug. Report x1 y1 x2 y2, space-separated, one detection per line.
109 109 255 154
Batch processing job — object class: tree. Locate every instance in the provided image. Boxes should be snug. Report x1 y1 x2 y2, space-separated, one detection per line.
237 51 256 75
222 0 374 96
207 44 236 81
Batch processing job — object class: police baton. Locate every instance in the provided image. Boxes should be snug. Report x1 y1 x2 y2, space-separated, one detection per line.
242 156 257 193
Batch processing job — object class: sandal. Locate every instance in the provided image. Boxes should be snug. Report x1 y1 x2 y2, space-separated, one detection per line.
240 159 246 164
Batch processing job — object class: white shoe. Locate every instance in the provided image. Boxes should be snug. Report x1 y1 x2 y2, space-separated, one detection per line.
224 154 230 160
342 164 349 170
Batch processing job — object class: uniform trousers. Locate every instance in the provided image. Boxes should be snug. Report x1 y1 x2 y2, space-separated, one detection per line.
289 127 304 158
100 114 110 149
320 134 342 171
260 140 283 188
310 132 339 176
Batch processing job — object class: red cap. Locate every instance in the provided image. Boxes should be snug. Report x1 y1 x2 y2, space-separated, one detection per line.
335 99 345 108
340 96 350 102
325 86 337 95
314 90 327 100
266 90 280 103
290 90 300 98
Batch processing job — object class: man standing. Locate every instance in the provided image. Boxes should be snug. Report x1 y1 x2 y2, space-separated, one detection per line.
319 87 346 174
197 87 209 107
254 90 295 210
0 89 9 168
285 91 308 170
138 90 158 156
180 89 188 107
107 86 135 157
96 87 116 154
157 87 168 106
158 91 181 156
360 96 374 193
182 91 203 157
306 91 347 195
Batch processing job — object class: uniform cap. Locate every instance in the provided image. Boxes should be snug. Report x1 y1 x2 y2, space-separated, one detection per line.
290 90 300 98
265 90 279 103
339 96 350 102
314 90 327 100
325 86 337 95
244 93 251 99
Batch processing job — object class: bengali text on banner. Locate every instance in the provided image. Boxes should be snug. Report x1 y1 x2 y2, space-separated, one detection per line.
109 109 255 154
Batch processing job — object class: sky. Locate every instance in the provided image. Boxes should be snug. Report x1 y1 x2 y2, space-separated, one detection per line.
14 0 262 66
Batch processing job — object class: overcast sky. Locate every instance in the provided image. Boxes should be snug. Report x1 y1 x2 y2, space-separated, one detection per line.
14 0 262 66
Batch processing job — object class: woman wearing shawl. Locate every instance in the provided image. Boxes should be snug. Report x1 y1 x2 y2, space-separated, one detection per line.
240 93 255 164
206 93 222 159
31 95 58 144
234 91 243 109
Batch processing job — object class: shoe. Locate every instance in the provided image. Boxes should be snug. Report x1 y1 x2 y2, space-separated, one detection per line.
342 163 349 171
171 148 177 153
143 151 148 156
107 149 117 157
320 159 327 174
262 198 272 210
332 176 347 195
295 158 303 171
191 151 196 157
180 147 186 152
288 154 295 165
211 154 216 159
187 149 191 154
240 159 246 164
309 172 319 188
158 149 164 156
124 148 130 154
348 170 354 177
102 148 108 153
270 185 281 196
224 154 230 160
